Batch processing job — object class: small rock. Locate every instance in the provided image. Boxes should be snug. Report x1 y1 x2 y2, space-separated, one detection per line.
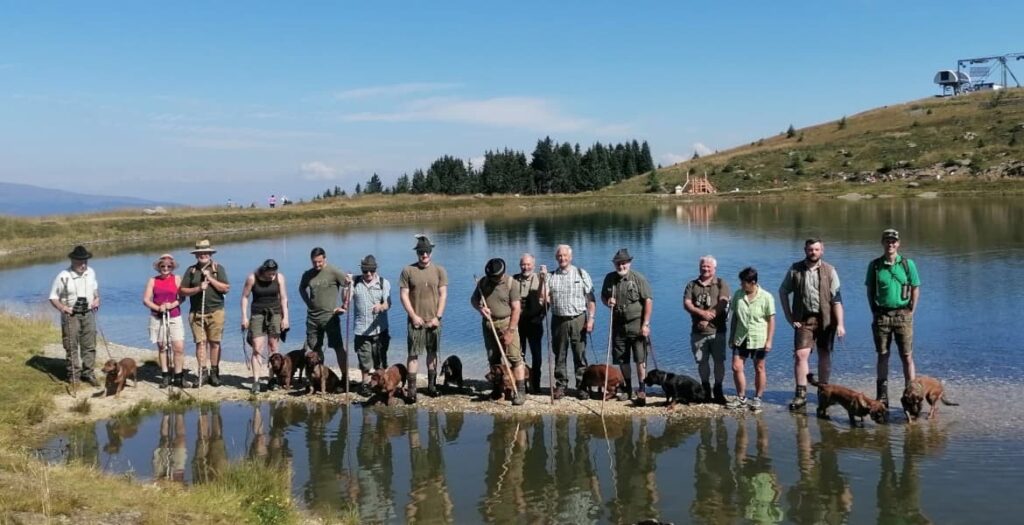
907 182 920 188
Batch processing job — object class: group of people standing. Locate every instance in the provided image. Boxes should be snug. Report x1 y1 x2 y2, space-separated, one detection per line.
50 227 920 411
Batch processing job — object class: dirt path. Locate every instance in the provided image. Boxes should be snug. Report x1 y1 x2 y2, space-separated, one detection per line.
43 342 727 428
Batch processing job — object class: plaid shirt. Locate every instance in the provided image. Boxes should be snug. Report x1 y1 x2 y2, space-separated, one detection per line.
547 264 594 317
352 275 391 336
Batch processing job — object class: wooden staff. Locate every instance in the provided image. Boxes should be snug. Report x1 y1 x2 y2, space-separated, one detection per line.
602 284 616 415
475 276 518 399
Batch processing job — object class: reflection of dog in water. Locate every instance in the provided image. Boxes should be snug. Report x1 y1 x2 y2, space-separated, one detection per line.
440 355 464 392
580 364 624 400
644 369 704 408
809 374 888 426
368 364 408 406
101 358 138 397
901 376 958 422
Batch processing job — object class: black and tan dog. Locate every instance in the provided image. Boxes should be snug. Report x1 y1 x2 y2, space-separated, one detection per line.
809 374 888 426
367 363 409 406
305 351 341 394
101 358 138 397
484 363 531 401
901 375 958 422
644 369 704 408
440 355 464 392
579 364 625 401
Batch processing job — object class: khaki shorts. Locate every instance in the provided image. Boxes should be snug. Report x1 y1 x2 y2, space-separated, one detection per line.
794 315 835 351
249 311 282 338
189 309 225 344
407 321 441 357
483 318 522 365
149 315 185 343
872 310 913 356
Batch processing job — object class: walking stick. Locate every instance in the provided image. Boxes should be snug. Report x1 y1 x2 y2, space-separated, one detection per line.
602 284 616 415
197 283 206 389
547 304 555 405
344 280 353 394
64 311 79 398
475 276 518 399
162 310 175 397
646 335 660 371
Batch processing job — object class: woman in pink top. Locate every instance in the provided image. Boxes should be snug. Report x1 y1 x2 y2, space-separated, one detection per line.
143 254 186 388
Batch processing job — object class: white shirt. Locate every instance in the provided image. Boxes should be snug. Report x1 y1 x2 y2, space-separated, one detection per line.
49 267 99 307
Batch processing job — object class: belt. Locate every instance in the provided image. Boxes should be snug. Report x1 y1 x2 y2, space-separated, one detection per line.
553 313 583 320
877 307 909 315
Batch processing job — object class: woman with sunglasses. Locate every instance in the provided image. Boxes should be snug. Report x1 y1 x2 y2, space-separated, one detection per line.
143 254 185 388
241 259 290 393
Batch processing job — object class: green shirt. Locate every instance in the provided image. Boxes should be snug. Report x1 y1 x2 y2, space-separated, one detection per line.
864 255 920 309
601 270 653 323
399 263 448 321
471 275 520 319
731 287 775 349
181 262 229 312
299 263 350 316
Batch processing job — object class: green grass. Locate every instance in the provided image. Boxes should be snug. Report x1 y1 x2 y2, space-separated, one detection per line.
0 312 307 524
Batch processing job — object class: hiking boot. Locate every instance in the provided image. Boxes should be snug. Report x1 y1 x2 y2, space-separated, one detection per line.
876 379 889 408
701 382 713 403
712 383 727 405
749 397 764 411
172 373 185 388
530 371 541 394
407 381 418 403
576 389 589 400
512 380 527 406
250 380 262 395
726 396 748 409
160 373 171 389
424 386 439 398
615 389 633 402
82 374 100 388
553 387 565 401
634 389 647 407
789 385 808 411
209 366 222 387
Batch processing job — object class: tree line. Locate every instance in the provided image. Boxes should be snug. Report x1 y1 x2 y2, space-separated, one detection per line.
314 137 654 199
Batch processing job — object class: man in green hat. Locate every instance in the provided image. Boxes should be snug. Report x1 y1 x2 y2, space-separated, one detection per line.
601 248 653 405
49 245 101 386
399 235 448 401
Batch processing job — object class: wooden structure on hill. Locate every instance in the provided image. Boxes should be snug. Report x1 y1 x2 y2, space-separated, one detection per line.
680 172 717 194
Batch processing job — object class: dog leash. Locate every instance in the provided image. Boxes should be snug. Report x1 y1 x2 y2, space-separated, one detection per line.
646 335 660 371
96 311 115 361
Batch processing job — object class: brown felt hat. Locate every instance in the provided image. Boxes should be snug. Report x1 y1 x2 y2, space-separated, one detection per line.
360 254 378 272
190 239 217 254
612 248 633 264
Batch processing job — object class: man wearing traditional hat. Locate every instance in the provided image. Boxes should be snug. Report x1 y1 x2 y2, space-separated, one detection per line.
179 239 231 387
351 254 392 396
399 235 448 401
299 246 352 382
865 228 920 407
779 238 846 411
472 258 526 405
601 248 654 405
545 244 596 400
49 245 102 386
513 253 546 393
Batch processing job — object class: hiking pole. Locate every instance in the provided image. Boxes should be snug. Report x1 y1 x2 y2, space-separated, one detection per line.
344 280 353 394
64 311 79 399
475 276 518 399
197 279 207 389
602 284 616 415
161 310 176 398
547 304 555 405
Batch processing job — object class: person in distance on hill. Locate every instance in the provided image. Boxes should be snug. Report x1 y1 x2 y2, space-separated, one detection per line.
779 238 845 411
545 244 596 401
49 245 102 386
399 235 448 402
601 248 654 406
683 255 731 404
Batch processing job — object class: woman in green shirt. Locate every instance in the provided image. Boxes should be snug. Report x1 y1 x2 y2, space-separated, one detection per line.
728 267 776 410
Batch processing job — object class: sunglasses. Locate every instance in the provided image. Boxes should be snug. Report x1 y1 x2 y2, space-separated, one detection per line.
416 250 430 256
158 265 173 269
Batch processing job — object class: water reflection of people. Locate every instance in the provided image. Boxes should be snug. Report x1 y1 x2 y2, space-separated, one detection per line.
152 412 186 483
786 416 853 524
406 411 454 523
521 417 554 524
551 415 601 523
266 401 294 471
876 423 942 525
480 416 528 523
691 418 737 523
193 406 228 484
356 408 397 523
302 403 354 515
606 417 658 523
734 417 783 523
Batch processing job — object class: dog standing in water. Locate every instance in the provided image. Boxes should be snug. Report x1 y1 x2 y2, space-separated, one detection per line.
901 375 958 422
808 373 888 426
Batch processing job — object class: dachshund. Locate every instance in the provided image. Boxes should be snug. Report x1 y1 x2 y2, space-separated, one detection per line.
101 358 137 397
808 374 888 426
368 364 409 406
484 363 531 401
901 375 958 422
440 355 464 392
579 364 625 401
305 352 341 394
644 369 704 408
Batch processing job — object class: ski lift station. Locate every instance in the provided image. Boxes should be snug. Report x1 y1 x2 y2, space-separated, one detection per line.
934 52 1023 95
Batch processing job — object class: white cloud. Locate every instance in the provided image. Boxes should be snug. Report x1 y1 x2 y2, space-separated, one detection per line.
467 156 485 169
693 142 713 156
300 161 338 181
659 153 689 166
343 96 625 134
334 82 461 100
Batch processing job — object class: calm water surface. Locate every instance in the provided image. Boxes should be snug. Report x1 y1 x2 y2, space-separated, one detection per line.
14 197 1024 522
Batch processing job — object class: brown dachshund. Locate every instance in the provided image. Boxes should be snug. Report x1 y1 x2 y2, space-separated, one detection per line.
368 364 409 405
901 375 958 422
305 352 341 394
101 358 137 397
484 363 531 401
580 364 625 401
809 374 888 426
268 353 293 390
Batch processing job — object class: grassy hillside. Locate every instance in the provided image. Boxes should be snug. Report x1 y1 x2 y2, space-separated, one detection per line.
611 88 1024 194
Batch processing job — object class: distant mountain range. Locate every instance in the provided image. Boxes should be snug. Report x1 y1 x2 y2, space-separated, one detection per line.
0 182 177 216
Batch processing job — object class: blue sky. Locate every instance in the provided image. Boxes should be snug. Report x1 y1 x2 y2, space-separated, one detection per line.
1 1 1021 205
